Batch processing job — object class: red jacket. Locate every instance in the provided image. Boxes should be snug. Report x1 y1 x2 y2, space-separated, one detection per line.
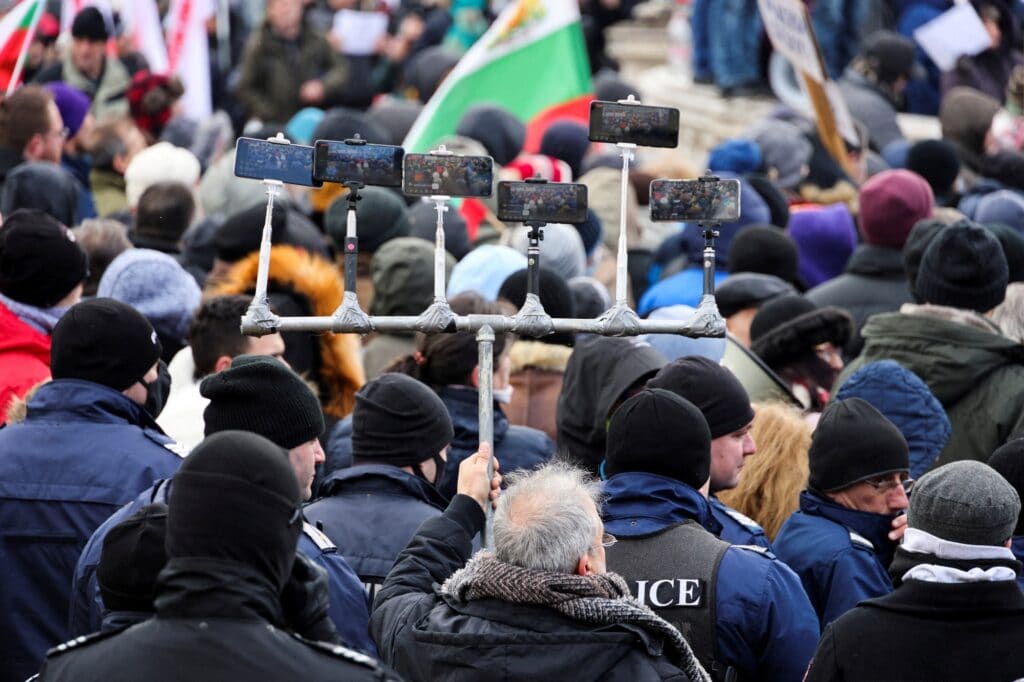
0 301 51 423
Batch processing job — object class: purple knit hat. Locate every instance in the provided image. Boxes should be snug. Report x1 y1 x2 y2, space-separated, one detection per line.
787 203 858 287
43 82 91 138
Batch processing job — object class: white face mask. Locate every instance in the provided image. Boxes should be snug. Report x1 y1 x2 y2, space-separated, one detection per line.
492 385 514 405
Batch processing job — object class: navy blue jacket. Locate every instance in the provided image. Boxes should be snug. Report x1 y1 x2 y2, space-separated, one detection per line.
69 479 376 656
603 472 820 682
320 386 554 500
436 386 554 499
773 490 897 628
304 465 448 597
1013 536 1024 592
709 496 773 550
0 380 184 682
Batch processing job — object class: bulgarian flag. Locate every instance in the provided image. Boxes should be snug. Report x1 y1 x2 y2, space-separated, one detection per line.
403 0 592 155
0 0 43 95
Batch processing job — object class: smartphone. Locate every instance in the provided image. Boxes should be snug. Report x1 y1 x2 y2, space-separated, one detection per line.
496 181 589 224
588 100 680 148
649 178 742 222
234 137 321 187
402 153 493 197
313 140 405 187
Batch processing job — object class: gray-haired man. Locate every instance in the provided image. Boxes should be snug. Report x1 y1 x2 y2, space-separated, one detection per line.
370 447 709 682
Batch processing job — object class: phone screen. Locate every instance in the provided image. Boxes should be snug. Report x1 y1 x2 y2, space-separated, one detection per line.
313 140 405 187
649 178 742 222
234 137 320 187
588 101 680 148
402 153 494 197
496 181 589 224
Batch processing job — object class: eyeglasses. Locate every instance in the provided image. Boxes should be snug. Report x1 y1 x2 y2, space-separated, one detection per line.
49 126 69 140
601 531 617 548
863 475 914 495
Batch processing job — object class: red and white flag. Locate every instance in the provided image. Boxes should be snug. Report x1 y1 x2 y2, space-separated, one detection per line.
0 0 44 94
122 0 168 74
166 0 212 119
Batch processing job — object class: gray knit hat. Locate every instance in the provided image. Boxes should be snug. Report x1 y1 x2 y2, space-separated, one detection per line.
908 461 1020 546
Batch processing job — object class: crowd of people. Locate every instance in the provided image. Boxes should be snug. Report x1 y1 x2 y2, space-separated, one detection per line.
2 0 1024 680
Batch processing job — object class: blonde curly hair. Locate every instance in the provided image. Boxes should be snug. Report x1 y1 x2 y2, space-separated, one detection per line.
717 402 810 540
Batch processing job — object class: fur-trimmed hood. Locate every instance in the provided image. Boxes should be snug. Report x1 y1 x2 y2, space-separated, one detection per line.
207 245 365 418
509 340 573 374
752 306 854 368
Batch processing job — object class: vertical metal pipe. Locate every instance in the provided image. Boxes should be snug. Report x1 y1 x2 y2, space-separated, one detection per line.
477 324 496 549
252 181 282 306
615 146 634 305
433 198 448 301
702 226 717 298
344 206 358 295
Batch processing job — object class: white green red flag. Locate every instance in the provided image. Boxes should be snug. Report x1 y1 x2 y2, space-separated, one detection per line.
402 0 593 155
0 0 43 94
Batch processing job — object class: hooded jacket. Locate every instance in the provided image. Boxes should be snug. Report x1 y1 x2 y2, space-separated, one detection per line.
0 380 184 682
208 245 365 419
805 543 1024 681
436 385 554 499
0 300 51 423
304 464 448 598
773 491 897 628
838 308 1024 465
370 494 693 682
69 478 376 656
505 340 573 442
556 336 666 473
806 245 914 357
603 472 820 682
33 53 131 121
835 360 952 478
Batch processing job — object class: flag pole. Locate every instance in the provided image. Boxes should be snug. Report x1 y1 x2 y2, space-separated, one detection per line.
6 0 43 96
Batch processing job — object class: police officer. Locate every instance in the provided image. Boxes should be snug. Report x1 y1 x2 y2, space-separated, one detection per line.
774 397 911 628
69 355 375 655
602 389 820 682
648 356 771 548
36 431 397 681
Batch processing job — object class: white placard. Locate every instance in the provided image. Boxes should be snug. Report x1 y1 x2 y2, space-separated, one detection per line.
913 3 991 72
332 10 389 56
757 0 826 82
825 80 861 146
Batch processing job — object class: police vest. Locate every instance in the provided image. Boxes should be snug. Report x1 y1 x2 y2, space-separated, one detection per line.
606 520 732 681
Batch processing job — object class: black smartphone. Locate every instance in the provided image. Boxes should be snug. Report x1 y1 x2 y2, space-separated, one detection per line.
313 139 405 187
234 137 321 187
588 100 680 148
402 153 493 197
649 178 742 222
496 181 589 224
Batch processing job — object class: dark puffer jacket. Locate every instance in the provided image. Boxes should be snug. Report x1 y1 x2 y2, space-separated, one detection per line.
370 495 693 681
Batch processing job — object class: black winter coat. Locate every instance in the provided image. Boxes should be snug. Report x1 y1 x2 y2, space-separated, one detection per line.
805 245 912 358
370 495 691 682
805 549 1024 681
35 559 395 682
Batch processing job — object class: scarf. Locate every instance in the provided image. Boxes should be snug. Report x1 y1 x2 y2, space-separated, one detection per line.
900 528 1018 584
0 292 70 334
441 551 710 682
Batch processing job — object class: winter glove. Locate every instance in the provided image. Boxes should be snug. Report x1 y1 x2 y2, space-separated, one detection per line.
280 553 342 645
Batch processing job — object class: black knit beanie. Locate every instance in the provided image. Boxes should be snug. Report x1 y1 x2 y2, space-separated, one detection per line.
325 186 410 254
647 356 754 439
915 220 1008 312
716 272 796 318
902 218 948 302
727 224 799 284
215 203 287 263
166 430 301 591
351 373 454 465
0 209 88 308
605 388 712 489
201 355 325 449
97 503 168 613
498 267 576 347
809 397 909 493
51 298 162 391
988 438 1024 536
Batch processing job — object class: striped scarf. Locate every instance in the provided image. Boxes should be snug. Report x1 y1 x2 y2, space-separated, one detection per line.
441 551 710 682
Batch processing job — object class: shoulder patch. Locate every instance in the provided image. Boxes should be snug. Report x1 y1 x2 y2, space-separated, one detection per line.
46 627 127 658
722 506 765 532
849 530 875 550
163 440 190 459
290 632 380 669
303 522 336 552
